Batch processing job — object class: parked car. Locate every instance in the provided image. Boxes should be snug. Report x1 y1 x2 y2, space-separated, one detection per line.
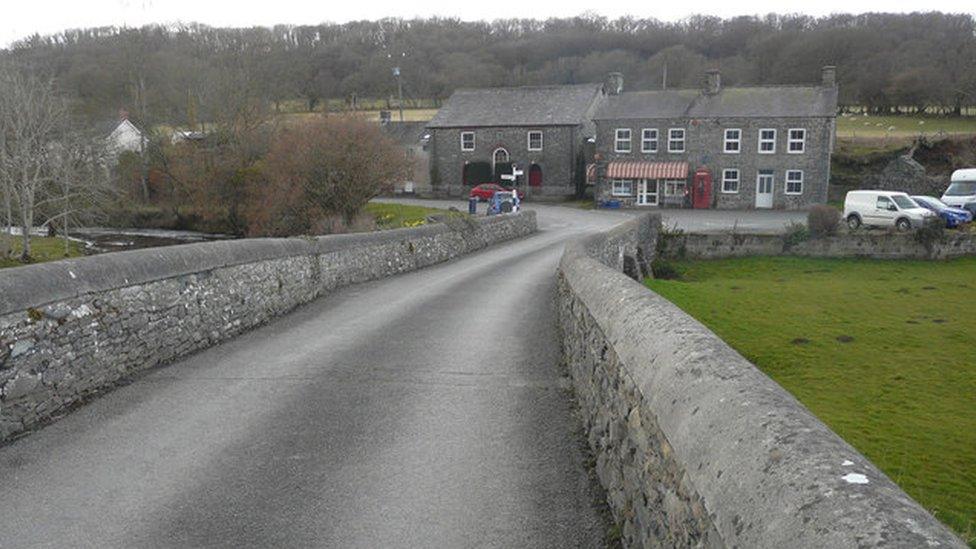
940 169 976 214
843 190 937 231
910 195 973 228
469 183 524 202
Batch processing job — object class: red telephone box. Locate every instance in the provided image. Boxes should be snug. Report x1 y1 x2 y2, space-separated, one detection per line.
692 167 712 209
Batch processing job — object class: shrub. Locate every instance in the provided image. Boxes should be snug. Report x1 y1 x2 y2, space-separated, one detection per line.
808 205 841 238
914 217 945 252
651 258 681 280
783 221 810 250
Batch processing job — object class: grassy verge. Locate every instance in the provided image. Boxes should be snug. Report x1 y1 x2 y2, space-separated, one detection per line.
363 202 456 229
0 235 86 269
646 256 975 544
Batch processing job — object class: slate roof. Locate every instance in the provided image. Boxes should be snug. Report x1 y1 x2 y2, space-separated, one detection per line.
427 84 603 128
593 86 837 120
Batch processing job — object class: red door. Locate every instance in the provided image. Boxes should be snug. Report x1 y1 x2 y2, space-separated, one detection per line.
692 168 712 209
528 164 543 187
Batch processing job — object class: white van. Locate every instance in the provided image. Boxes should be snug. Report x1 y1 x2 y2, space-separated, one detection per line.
843 190 936 231
940 169 976 209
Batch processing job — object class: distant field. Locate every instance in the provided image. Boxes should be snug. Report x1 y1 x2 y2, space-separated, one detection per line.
277 108 438 125
647 256 976 544
836 113 976 139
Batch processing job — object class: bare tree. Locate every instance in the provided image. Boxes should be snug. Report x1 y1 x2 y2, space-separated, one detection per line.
0 71 68 260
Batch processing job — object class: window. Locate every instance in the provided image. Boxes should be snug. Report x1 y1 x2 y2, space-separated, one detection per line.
668 128 685 153
611 179 633 196
461 131 475 151
641 128 658 153
758 129 776 154
722 169 740 193
788 129 806 154
724 129 741 153
527 131 543 151
614 129 631 153
757 170 774 193
785 170 804 194
664 180 686 197
876 196 893 210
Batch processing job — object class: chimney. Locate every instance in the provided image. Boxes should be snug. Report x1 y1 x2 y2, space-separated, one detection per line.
604 72 624 96
704 69 721 95
118 108 130 121
822 65 837 87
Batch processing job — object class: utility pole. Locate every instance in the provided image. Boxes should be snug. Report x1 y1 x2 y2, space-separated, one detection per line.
393 66 404 122
662 63 668 90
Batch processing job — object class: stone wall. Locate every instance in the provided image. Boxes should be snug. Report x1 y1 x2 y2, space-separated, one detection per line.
0 212 537 442
556 213 965 548
660 230 976 260
428 125 582 199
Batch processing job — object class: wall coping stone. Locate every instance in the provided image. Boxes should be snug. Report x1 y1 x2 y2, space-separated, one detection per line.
0 213 527 316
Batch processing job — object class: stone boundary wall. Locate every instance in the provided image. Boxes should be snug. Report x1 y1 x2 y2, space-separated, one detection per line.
662 230 976 260
0 212 537 441
556 213 964 547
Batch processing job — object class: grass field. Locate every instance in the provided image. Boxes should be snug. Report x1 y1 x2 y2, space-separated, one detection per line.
363 202 455 229
646 256 976 544
0 235 85 269
837 113 976 139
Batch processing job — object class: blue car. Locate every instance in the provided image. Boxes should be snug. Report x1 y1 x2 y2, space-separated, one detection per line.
911 195 974 228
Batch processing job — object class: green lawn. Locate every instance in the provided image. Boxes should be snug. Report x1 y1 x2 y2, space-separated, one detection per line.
837 113 976 139
364 202 457 229
646 256 976 544
0 235 85 269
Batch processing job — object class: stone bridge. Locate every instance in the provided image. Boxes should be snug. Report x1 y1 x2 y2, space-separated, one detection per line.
0 202 963 547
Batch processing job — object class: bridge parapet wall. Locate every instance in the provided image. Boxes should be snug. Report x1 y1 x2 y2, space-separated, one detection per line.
556 213 964 548
0 212 536 441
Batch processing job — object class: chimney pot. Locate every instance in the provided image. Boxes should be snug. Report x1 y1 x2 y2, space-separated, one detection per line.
704 69 721 95
822 65 837 87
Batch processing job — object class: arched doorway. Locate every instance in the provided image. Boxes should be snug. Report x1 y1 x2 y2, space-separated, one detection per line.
528 164 543 187
463 161 492 186
492 148 512 183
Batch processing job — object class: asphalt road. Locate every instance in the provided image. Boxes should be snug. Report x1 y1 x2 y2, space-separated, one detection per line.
0 202 796 548
0 205 633 549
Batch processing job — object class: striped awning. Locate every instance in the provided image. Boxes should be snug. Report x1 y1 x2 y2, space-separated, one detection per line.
585 163 597 184
606 161 689 180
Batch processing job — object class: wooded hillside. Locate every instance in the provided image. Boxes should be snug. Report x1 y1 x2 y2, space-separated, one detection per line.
4 12 976 125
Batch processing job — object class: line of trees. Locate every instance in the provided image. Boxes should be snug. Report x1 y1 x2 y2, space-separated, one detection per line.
3 12 976 126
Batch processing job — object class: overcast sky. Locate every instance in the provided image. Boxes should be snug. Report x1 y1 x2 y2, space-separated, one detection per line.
4 0 975 47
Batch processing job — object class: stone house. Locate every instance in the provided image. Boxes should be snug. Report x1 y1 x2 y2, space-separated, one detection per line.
426 83 607 199
382 120 431 195
591 67 838 209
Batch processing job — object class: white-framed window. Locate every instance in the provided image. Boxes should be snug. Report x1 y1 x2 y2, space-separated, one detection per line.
527 131 543 151
614 129 632 153
460 131 475 151
611 179 633 196
788 128 806 154
723 129 741 153
641 128 658 153
758 129 776 154
664 180 686 196
785 170 804 194
668 128 685 153
722 169 740 193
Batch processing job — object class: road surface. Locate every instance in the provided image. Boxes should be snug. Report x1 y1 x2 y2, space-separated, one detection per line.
0 202 797 548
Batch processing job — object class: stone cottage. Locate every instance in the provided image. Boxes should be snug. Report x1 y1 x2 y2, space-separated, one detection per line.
591 67 838 209
382 120 431 195
426 83 607 199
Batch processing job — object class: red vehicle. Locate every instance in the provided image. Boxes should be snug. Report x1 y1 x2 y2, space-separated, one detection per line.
469 183 524 202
